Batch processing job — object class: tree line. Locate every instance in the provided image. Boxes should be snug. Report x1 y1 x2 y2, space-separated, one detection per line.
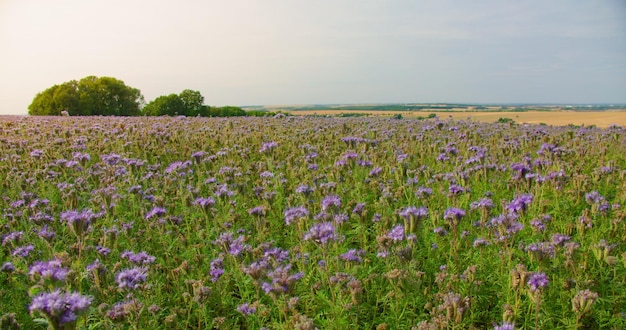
27 76 258 117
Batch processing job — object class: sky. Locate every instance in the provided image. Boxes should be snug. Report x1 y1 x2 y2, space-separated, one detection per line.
1 0 625 115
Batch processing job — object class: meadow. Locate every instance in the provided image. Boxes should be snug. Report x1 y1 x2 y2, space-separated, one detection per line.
1 115 625 329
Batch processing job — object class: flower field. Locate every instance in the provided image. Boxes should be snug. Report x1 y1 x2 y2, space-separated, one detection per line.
1 115 625 329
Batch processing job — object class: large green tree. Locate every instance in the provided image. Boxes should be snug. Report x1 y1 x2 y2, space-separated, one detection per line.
28 76 144 116
142 89 209 116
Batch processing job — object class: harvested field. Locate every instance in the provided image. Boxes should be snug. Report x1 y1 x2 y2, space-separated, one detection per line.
289 110 626 127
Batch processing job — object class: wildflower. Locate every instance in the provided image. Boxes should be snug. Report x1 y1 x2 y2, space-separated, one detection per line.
352 202 366 216
209 257 224 282
37 226 56 241
115 267 148 290
145 206 166 219
304 222 340 245
369 167 383 177
259 141 278 153
444 207 466 224
339 249 365 263
386 225 405 241
248 206 266 216
2 231 24 246
494 322 515 330
470 198 494 210
433 227 448 236
121 251 156 265
29 260 70 282
60 209 102 236
505 194 533 215
295 184 315 195
399 206 428 221
194 197 216 209
473 238 490 248
321 195 342 212
1 262 15 272
29 290 93 326
12 245 34 257
263 264 304 294
527 272 548 292
237 303 256 315
550 233 571 246
284 206 309 225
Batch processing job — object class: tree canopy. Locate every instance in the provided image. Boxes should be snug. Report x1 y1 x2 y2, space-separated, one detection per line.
142 90 246 117
28 76 144 116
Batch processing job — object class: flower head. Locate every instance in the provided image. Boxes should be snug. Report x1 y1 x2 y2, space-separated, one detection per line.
29 290 93 326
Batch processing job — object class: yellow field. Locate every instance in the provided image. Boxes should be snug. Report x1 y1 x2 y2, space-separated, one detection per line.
288 110 626 128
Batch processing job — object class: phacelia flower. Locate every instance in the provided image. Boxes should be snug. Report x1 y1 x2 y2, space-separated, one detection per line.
29 290 93 326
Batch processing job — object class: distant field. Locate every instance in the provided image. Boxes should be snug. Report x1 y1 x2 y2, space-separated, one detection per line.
288 110 626 127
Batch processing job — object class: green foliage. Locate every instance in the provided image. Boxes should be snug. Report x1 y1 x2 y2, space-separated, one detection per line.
497 117 515 124
28 76 143 116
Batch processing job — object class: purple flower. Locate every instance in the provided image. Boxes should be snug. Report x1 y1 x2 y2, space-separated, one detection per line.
398 206 428 221
470 198 495 210
505 194 533 215
321 195 342 212
115 267 148 290
29 260 70 282
304 222 340 245
121 251 156 265
527 272 549 292
209 257 224 282
1 262 15 272
433 227 448 236
194 197 216 209
284 206 309 225
29 290 93 325
60 209 102 236
12 245 34 257
494 322 515 330
237 303 257 315
2 231 24 246
295 184 315 195
145 206 166 219
415 186 433 198
369 167 383 177
259 141 278 153
339 249 365 263
448 184 467 195
444 207 466 224
352 203 366 216
386 225 405 241
263 264 304 294
248 206 266 216
473 238 490 248
550 233 571 246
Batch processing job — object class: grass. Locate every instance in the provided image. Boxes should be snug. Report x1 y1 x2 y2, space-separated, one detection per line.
0 115 625 329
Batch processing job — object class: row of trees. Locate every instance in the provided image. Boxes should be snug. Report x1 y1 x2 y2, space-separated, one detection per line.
28 76 248 117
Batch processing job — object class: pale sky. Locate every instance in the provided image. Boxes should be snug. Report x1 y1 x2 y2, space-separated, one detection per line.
1 0 625 115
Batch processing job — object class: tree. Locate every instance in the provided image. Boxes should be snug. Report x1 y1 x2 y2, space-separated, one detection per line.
143 90 207 116
179 89 205 116
142 94 185 116
28 76 143 116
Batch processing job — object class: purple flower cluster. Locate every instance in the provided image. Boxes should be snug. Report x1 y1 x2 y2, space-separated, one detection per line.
304 222 340 245
527 272 549 292
399 206 428 221
284 206 309 225
115 267 148 290
261 264 304 294
121 251 156 265
29 290 93 325
321 195 342 212
29 259 70 282
505 194 533 215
